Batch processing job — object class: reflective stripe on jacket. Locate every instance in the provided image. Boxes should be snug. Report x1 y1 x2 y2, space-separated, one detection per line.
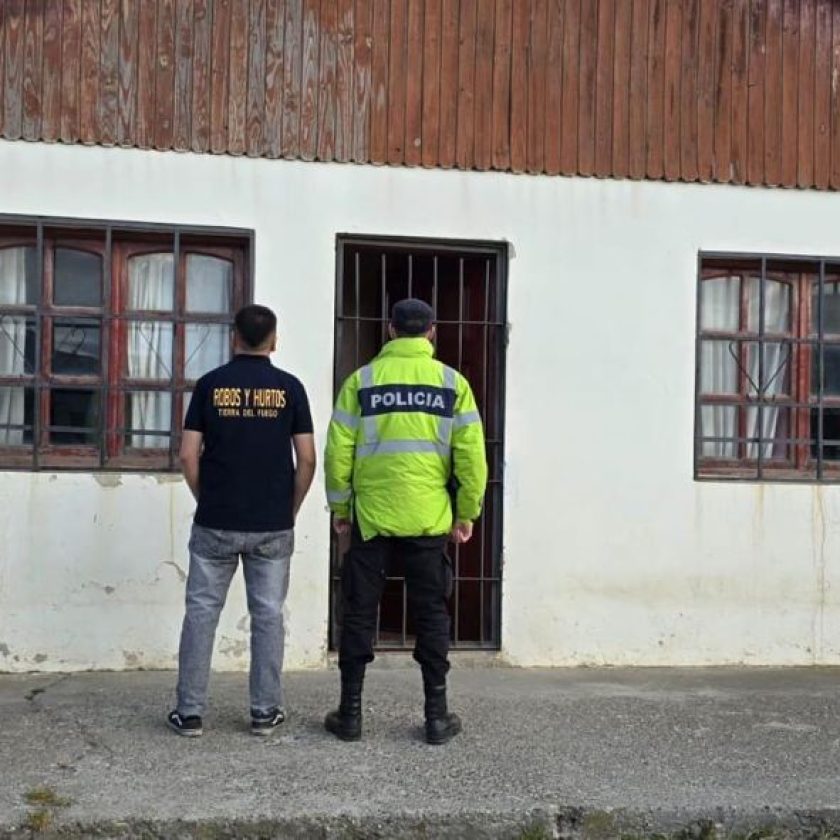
325 337 488 540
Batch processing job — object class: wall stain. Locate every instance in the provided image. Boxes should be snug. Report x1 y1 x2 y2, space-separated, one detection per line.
93 474 122 489
85 581 117 595
33 654 47 663
752 483 764 547
161 560 187 582
123 651 142 668
0 643 10 657
218 637 247 658
813 486 828 664
155 474 181 484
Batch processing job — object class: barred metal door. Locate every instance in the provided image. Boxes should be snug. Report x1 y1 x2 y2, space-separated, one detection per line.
330 235 507 651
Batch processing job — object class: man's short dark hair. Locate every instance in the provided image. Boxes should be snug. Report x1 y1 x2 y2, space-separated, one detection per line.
235 304 277 349
391 298 435 337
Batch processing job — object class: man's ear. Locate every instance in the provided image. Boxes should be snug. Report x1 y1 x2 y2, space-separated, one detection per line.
270 332 278 352
427 325 437 342
388 324 397 340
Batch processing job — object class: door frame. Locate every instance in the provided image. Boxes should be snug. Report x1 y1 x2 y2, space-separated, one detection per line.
329 233 509 651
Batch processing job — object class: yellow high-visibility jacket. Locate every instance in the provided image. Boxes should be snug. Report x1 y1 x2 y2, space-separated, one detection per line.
325 337 488 541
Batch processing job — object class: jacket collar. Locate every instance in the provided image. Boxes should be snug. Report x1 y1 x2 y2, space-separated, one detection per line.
377 337 435 359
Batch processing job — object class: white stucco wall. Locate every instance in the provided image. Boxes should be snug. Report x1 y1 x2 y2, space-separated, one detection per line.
2 139 840 672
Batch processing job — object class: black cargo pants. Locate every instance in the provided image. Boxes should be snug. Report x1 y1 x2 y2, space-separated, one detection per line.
338 523 453 687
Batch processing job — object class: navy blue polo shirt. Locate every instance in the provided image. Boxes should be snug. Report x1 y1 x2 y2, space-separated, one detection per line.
184 354 314 532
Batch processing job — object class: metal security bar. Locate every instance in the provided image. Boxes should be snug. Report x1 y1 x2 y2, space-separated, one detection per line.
330 235 508 651
695 251 840 483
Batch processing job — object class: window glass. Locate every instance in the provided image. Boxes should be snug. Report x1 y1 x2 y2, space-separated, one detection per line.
186 255 232 313
0 246 38 305
128 253 174 311
54 248 102 306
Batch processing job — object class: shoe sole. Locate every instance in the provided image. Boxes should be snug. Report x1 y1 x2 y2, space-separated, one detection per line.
425 724 462 746
167 719 203 738
251 725 282 737
324 723 361 742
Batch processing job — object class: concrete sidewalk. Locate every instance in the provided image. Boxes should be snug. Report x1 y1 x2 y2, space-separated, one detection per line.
2 666 840 839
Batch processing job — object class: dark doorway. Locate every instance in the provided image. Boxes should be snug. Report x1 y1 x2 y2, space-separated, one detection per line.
330 235 507 650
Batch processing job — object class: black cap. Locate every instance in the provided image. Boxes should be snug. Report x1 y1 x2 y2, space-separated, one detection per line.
391 298 435 336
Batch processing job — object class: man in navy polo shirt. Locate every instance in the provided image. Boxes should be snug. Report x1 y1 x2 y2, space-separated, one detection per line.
167 304 316 737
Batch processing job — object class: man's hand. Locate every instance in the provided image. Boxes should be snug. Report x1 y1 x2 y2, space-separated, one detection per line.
450 521 473 544
333 516 352 536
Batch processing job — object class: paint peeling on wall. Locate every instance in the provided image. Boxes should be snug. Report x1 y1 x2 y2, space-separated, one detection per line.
93 474 123 489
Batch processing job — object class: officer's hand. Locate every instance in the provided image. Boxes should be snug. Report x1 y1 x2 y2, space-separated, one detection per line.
450 521 473 544
333 517 352 536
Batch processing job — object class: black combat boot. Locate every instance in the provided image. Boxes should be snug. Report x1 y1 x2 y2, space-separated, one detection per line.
423 683 462 745
324 677 363 741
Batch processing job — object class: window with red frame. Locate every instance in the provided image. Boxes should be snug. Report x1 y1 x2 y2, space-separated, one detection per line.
697 254 840 481
0 219 250 470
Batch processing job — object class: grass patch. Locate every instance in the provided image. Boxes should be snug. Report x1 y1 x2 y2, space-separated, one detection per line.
24 786 72 808
518 825 552 840
24 808 53 833
584 810 617 839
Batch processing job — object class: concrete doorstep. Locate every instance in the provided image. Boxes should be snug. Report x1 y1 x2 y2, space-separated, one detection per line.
2 666 840 839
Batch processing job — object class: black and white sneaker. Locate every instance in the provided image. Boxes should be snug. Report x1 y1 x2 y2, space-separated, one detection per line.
251 707 285 736
167 710 203 737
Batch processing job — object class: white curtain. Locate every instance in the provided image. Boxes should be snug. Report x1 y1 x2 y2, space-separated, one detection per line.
746 278 790 459
186 255 231 313
700 277 739 457
127 254 174 448
0 248 28 445
185 255 231 380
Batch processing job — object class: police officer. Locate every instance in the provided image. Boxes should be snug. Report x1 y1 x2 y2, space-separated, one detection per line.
324 298 487 744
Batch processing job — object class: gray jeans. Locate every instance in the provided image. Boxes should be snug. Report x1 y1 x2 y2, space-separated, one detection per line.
176 524 294 717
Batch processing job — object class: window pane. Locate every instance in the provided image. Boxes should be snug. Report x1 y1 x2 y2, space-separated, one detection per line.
128 253 174 312
52 318 101 375
814 408 840 461
54 248 102 306
0 315 36 374
186 254 233 313
746 341 791 397
701 276 740 331
811 278 840 336
0 386 34 445
50 389 100 444
185 323 229 380
811 344 840 396
126 391 171 449
746 277 791 334
700 405 737 458
0 245 37 305
126 322 173 380
745 406 791 460
700 340 738 395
